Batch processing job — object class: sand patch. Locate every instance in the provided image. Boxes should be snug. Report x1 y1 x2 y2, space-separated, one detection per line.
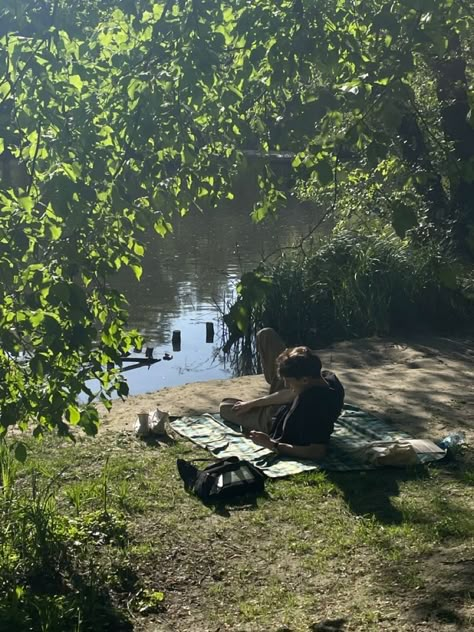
99 334 474 444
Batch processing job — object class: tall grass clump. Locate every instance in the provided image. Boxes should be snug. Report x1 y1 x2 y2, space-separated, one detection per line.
0 442 132 631
259 230 473 347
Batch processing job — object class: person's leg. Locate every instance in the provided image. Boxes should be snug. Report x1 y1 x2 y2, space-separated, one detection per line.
256 328 286 393
219 398 274 434
219 328 286 435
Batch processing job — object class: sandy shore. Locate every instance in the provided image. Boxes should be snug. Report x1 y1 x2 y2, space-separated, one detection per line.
99 334 474 444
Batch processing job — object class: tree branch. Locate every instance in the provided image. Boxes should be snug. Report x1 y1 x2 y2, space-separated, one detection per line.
0 38 47 108
27 122 42 195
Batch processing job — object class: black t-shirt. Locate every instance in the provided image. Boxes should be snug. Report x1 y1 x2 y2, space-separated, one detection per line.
270 371 345 446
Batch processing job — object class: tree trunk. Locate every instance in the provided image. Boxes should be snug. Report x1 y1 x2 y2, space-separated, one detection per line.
433 32 474 256
398 110 448 220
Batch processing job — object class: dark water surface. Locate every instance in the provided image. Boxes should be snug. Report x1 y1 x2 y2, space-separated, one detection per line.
115 199 323 394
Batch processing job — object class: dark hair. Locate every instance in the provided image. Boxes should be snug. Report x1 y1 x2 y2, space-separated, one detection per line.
277 346 322 379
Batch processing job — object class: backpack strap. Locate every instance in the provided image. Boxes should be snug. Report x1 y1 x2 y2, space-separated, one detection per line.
188 456 240 464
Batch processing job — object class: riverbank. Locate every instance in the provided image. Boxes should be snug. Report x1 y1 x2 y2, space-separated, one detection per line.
4 333 473 632
100 333 474 445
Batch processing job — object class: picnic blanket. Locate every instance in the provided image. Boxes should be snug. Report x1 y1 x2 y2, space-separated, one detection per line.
170 404 445 478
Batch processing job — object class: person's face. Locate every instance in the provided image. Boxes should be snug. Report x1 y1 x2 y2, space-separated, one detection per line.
283 376 309 394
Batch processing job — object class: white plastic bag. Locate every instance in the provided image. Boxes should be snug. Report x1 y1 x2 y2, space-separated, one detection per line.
361 439 446 467
364 441 419 466
134 408 169 437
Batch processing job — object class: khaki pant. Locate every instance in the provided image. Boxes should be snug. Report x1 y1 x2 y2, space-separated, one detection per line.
219 328 286 433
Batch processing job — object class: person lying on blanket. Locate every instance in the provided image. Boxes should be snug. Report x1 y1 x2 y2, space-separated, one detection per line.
219 328 345 460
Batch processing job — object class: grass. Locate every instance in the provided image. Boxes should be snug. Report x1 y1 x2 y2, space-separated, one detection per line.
1 431 473 631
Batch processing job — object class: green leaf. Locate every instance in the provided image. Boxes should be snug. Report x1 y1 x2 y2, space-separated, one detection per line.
237 270 272 304
117 380 129 398
69 74 83 91
131 264 142 280
225 301 249 334
291 154 302 168
251 203 267 222
19 196 35 212
78 407 99 436
127 78 143 100
14 442 27 463
314 159 333 186
392 203 418 238
62 163 81 182
48 224 62 240
67 406 81 424
133 242 144 256
154 218 173 237
30 356 44 377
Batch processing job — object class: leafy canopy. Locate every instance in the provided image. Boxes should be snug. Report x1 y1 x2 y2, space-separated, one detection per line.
0 0 472 438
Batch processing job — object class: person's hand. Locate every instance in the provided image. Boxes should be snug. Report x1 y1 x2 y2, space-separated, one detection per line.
249 431 274 450
232 400 256 415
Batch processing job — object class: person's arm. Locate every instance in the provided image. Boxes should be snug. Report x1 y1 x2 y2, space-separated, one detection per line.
249 431 327 460
232 389 294 415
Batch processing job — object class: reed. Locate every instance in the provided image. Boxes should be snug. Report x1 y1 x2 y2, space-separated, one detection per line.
259 231 473 347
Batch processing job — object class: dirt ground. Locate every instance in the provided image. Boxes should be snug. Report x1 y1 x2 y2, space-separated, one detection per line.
99 333 474 445
92 333 474 632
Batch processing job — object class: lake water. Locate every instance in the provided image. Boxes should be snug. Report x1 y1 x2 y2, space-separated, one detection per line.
115 196 323 395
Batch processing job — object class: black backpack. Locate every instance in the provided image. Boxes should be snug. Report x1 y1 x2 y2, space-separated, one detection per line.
176 456 265 502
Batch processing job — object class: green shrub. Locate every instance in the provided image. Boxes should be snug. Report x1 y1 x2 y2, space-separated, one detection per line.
245 230 473 347
0 443 133 631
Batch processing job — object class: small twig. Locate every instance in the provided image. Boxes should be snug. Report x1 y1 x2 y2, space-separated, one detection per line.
27 122 42 195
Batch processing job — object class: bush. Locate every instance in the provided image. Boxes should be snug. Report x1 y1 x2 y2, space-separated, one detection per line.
256 230 473 347
0 443 132 631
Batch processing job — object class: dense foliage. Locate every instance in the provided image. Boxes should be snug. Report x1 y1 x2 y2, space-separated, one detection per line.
235 229 473 350
0 0 473 435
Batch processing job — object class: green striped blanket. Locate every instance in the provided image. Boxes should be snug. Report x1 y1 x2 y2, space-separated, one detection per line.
170 405 442 478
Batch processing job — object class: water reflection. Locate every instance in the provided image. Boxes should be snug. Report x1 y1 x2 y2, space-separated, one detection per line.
114 198 322 394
